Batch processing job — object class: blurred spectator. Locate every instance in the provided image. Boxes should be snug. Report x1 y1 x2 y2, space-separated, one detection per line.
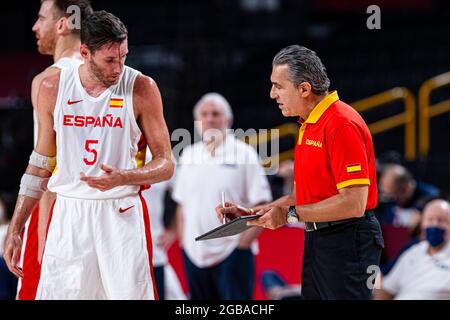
0 195 18 300
379 164 440 227
172 93 272 300
373 199 450 300
377 164 440 272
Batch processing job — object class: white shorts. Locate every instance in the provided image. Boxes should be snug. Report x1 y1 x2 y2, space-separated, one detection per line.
35 194 157 300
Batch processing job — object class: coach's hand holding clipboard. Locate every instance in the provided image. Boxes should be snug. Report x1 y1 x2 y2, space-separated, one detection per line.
216 202 289 230
195 192 261 241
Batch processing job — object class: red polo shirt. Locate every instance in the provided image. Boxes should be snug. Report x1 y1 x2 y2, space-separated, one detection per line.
294 91 378 210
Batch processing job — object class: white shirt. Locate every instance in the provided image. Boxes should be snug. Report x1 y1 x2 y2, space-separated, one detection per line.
383 240 450 300
47 65 142 199
172 134 272 268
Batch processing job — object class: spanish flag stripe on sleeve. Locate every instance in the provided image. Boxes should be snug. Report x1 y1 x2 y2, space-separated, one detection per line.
346 164 361 173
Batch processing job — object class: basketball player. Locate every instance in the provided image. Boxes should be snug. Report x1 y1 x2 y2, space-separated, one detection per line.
3 10 174 299
17 0 93 300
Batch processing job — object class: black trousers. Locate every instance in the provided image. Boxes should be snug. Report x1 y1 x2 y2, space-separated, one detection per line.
301 214 384 300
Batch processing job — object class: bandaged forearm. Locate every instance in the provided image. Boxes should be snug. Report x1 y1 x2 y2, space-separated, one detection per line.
29 150 56 172
18 151 55 199
19 174 48 199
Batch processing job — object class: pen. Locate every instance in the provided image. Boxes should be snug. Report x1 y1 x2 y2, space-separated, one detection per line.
221 191 226 224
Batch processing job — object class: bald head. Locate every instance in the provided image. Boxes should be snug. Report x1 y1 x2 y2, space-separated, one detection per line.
422 199 450 232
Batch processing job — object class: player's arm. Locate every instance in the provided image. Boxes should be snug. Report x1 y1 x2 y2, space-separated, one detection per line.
81 75 174 190
130 75 174 184
3 74 58 277
31 67 59 264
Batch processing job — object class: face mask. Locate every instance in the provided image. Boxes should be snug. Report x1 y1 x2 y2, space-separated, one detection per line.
425 226 446 248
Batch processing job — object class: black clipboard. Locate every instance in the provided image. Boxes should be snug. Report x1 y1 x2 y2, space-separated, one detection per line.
195 215 260 241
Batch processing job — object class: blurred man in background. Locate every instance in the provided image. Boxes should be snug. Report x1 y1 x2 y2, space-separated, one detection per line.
377 163 440 274
374 199 450 300
17 0 93 300
379 164 440 228
173 93 272 300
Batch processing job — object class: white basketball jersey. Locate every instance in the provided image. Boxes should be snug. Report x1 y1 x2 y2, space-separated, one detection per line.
33 57 83 147
47 64 144 200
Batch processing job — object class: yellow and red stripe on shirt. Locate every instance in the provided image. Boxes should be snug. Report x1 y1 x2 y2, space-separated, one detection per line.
109 98 124 108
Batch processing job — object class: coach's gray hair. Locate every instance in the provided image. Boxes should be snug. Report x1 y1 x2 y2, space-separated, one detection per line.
273 45 330 95
193 92 234 123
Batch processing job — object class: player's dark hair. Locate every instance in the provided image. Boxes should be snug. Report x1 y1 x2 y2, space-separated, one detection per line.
81 10 128 54
273 45 330 95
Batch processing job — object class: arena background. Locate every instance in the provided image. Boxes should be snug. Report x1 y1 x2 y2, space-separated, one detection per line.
0 0 449 300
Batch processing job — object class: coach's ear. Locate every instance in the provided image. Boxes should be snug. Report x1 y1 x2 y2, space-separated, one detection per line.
298 82 312 98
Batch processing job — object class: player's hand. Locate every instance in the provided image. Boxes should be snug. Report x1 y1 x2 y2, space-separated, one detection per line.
247 206 288 230
3 232 24 278
80 164 125 191
215 202 252 223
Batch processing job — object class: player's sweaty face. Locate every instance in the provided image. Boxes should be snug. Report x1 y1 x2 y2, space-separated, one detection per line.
89 40 128 87
32 0 58 55
270 64 304 117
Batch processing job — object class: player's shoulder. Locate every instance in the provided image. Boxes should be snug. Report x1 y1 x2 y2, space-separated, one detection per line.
133 73 158 94
38 70 62 97
32 66 61 88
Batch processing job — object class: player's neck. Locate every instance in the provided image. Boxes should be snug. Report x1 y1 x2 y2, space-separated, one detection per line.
78 64 110 98
53 35 81 63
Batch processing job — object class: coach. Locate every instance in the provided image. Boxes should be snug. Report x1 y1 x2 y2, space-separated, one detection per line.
217 45 384 299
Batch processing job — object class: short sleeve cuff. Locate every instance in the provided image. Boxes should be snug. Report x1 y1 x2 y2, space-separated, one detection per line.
336 178 370 190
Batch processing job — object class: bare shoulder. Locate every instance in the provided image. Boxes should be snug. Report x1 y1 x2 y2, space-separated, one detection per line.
133 74 162 115
36 70 61 112
133 74 160 98
31 67 61 108
39 70 61 95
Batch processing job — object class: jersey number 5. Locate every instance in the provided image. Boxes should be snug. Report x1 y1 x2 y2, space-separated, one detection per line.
84 140 98 165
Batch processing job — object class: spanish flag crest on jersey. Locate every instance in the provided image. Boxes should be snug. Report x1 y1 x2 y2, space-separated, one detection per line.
109 98 124 108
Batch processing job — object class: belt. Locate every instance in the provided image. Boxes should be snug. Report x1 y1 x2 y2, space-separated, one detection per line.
304 211 374 232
